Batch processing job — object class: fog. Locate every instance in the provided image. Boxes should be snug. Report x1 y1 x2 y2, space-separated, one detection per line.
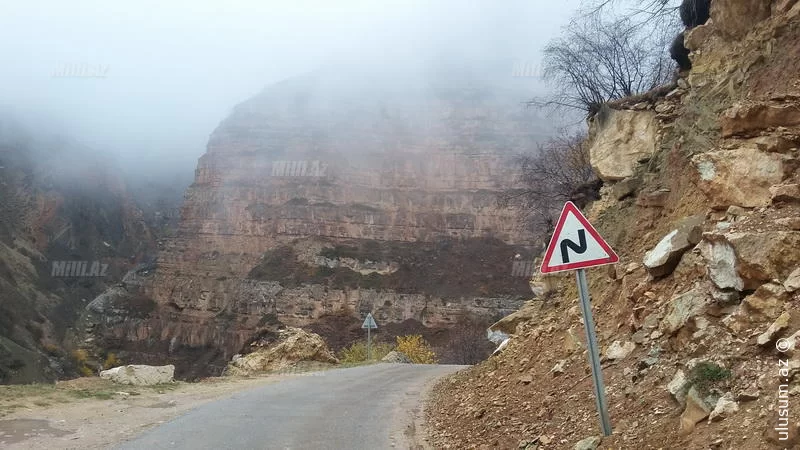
0 0 582 179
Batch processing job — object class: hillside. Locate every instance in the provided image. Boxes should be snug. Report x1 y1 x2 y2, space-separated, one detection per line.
0 116 156 383
428 1 800 448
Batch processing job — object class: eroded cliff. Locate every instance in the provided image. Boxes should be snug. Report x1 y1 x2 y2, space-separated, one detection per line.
87 70 551 377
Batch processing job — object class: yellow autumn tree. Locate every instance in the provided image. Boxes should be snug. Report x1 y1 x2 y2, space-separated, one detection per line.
396 335 437 364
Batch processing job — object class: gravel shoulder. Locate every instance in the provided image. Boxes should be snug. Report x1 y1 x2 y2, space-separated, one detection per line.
0 373 300 449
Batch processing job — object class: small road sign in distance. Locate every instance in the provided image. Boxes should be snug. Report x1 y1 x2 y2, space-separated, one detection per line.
362 313 377 329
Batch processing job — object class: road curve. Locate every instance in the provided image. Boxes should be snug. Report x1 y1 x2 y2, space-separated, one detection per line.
117 363 465 450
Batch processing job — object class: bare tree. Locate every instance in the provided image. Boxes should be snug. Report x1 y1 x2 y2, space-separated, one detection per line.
500 130 599 244
443 316 495 365
533 13 675 115
586 0 680 23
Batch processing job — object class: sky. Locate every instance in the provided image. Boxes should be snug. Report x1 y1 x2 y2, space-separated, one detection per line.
0 0 583 177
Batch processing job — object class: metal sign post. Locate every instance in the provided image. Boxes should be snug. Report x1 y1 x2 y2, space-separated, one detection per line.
361 313 378 361
540 202 619 437
576 269 612 436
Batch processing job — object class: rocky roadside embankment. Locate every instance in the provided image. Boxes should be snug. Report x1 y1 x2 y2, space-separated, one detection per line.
428 1 800 448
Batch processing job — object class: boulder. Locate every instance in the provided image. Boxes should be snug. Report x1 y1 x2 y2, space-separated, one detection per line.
574 436 601 450
589 109 658 181
489 301 542 336
636 189 671 208
226 327 338 376
692 149 788 208
708 392 739 422
757 311 792 346
661 288 710 335
381 351 412 364
721 102 800 138
711 0 772 39
605 341 636 360
771 184 800 203
745 135 798 154
680 387 712 434
668 369 691 405
745 283 790 320
100 364 175 386
611 177 641 200
785 267 800 293
643 216 704 278
683 23 712 51
698 237 743 291
726 232 800 289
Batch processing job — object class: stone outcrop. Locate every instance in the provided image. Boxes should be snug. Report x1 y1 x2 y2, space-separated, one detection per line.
588 108 658 181
99 365 175 385
725 232 800 289
692 149 788 208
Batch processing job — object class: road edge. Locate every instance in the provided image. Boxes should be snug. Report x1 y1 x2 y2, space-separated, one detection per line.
406 366 461 450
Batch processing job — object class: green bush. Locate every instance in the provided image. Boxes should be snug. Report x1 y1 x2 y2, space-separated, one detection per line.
337 340 394 364
688 361 731 395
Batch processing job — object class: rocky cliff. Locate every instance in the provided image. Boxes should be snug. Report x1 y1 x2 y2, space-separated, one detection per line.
86 69 551 377
0 117 155 383
430 1 800 448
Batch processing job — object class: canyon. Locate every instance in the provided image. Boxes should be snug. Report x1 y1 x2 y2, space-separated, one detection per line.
76 69 552 377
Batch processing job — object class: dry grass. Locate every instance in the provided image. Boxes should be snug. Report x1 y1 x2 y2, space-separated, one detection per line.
0 377 181 417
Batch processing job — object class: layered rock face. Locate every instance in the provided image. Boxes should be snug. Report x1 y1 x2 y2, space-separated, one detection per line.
94 70 549 376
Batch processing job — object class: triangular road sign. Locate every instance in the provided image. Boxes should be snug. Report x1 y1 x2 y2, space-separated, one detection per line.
540 202 619 274
361 312 378 329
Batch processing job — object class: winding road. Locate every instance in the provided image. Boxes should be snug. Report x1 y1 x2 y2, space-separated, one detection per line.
117 363 464 450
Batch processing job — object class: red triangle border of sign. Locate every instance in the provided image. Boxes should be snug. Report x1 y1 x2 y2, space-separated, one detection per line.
539 201 619 274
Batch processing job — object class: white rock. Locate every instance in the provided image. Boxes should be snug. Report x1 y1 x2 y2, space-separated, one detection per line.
660 288 710 335
757 311 791 346
100 365 175 386
381 351 412 364
492 338 510 355
605 341 636 360
574 436 601 450
698 238 744 291
551 359 567 375
708 392 739 422
643 216 704 278
784 267 800 293
667 369 690 405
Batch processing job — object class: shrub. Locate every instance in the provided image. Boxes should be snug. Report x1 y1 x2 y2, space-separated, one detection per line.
71 349 95 377
337 340 394 364
396 335 437 364
72 349 89 363
688 361 732 395
103 353 121 369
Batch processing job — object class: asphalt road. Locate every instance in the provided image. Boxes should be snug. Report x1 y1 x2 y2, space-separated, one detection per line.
117 363 465 450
